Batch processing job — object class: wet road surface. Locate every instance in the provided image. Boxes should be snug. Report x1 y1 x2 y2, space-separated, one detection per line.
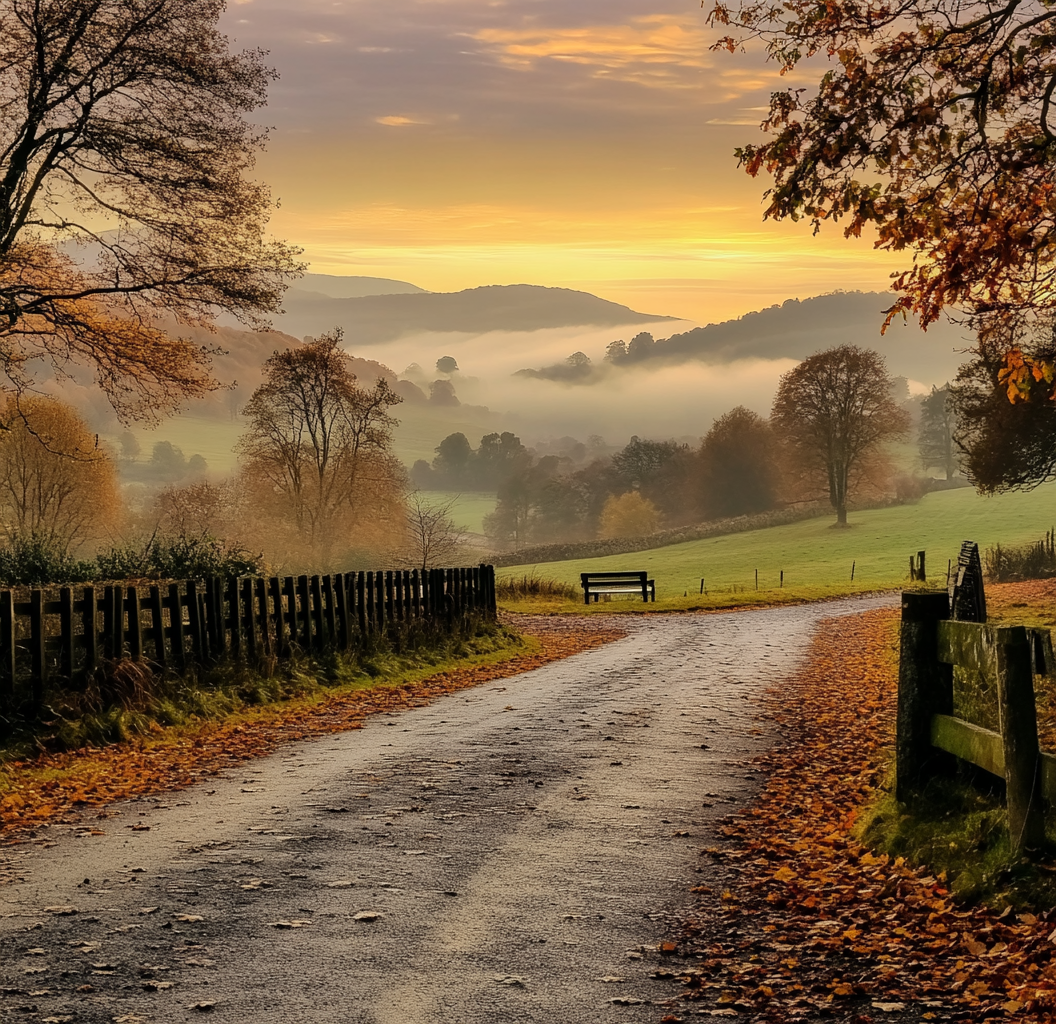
0 596 896 1023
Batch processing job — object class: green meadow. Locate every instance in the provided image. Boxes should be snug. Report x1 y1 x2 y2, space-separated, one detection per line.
423 491 497 534
501 482 1056 606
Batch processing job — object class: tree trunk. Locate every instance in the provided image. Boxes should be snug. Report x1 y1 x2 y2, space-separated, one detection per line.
836 503 848 526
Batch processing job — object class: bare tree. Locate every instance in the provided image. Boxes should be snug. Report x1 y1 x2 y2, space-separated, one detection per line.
402 492 467 572
772 347 909 526
0 0 301 422
236 332 405 569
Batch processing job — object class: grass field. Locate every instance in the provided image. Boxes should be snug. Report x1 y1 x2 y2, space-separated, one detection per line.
500 482 1056 609
422 491 497 534
109 405 502 480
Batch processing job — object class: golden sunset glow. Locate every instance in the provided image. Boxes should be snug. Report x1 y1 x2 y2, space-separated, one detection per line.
225 0 897 323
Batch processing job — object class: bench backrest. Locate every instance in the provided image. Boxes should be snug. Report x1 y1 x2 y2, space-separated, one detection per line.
581 571 648 584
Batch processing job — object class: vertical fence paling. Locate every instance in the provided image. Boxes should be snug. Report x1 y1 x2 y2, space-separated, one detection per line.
0 566 498 723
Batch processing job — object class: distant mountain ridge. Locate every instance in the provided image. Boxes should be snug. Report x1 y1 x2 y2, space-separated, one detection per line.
274 283 678 344
295 273 425 298
600 291 970 384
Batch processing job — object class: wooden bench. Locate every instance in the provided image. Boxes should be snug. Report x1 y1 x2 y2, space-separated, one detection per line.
580 571 655 605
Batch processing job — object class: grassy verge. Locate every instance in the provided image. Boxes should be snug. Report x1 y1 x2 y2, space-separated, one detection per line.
1 622 526 764
498 582 886 615
858 775 1056 909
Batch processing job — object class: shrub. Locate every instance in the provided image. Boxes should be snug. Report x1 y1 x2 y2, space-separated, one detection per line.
985 533 1056 582
0 535 96 586
95 535 264 581
598 492 660 540
495 573 578 601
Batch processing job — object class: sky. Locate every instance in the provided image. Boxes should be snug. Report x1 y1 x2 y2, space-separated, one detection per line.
220 0 901 324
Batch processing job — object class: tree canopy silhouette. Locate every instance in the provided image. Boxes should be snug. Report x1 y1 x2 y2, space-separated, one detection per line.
709 0 1056 327
0 0 300 422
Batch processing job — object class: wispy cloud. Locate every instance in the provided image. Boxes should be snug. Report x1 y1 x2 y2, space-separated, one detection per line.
472 15 714 91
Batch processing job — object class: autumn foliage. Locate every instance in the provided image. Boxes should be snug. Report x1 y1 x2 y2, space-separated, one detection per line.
0 0 301 419
666 609 1056 1021
236 333 406 570
0 395 120 553
709 0 1056 329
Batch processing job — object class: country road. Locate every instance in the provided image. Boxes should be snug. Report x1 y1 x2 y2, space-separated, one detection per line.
0 596 896 1024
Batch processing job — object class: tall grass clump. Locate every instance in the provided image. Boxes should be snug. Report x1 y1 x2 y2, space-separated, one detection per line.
495 572 579 602
985 530 1056 582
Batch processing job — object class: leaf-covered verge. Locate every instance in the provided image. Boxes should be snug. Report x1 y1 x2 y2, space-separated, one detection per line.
0 619 625 843
662 597 1056 1023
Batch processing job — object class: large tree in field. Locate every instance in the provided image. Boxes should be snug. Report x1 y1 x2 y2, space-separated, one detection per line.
708 0 1056 329
772 347 909 525
0 0 300 422
918 385 960 480
236 333 405 569
0 394 120 552
698 406 780 520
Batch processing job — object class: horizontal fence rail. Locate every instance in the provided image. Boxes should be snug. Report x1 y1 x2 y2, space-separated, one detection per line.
897 589 1055 854
0 565 497 722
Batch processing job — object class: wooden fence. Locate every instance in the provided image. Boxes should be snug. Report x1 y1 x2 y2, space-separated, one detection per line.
0 565 497 721
897 589 1056 854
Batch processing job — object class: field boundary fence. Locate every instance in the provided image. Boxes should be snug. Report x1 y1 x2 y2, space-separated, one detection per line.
0 565 497 723
898 550 1055 856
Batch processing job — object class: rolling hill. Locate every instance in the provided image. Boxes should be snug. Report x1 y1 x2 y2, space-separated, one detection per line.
272 284 679 344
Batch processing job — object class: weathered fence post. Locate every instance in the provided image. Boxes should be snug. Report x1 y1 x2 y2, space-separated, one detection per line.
896 590 953 800
168 583 186 671
282 576 297 649
149 586 166 667
242 577 258 661
356 572 367 636
81 586 98 676
310 576 325 650
255 578 272 657
297 575 312 649
995 626 1046 853
186 581 205 665
30 589 44 710
322 576 337 646
269 577 286 655
102 585 116 659
0 591 14 714
333 573 349 649
127 587 142 661
59 587 74 680
227 577 242 661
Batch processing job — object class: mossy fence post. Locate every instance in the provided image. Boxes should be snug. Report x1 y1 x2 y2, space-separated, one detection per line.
897 588 1046 855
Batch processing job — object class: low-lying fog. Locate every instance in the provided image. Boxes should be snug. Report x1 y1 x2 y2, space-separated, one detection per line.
376 319 934 449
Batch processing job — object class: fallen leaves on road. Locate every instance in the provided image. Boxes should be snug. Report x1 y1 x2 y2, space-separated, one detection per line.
0 620 622 843
667 608 1056 1021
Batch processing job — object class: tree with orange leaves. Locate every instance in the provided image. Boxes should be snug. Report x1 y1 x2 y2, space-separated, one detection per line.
0 0 300 423
0 394 121 553
708 0 1056 331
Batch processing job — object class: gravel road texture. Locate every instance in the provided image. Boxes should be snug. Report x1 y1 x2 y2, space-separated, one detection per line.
0 596 895 1023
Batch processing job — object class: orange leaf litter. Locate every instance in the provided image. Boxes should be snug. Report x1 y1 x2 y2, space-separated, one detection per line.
663 606 1056 1022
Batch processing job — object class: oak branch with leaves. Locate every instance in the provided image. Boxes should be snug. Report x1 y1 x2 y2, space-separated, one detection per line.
0 0 301 424
708 0 1056 328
